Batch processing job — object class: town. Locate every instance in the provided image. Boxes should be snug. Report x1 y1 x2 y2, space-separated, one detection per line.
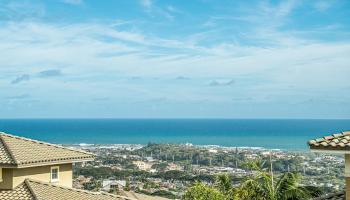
70 143 345 199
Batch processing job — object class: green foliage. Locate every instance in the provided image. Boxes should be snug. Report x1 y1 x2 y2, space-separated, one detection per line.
124 179 130 191
237 172 313 200
152 190 177 199
152 162 168 172
184 172 319 200
183 182 225 200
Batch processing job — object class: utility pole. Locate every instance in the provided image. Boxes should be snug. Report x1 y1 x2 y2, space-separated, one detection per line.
270 151 274 192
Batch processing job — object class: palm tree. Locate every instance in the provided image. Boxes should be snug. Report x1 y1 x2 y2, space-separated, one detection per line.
214 174 236 200
236 171 312 200
183 159 321 200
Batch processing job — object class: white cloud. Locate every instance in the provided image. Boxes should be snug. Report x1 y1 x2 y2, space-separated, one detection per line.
140 0 152 9
0 1 46 20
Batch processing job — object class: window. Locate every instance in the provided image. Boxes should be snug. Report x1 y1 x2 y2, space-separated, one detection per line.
50 166 59 183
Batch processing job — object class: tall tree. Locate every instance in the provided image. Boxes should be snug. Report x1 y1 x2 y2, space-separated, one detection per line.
236 172 312 200
183 182 225 200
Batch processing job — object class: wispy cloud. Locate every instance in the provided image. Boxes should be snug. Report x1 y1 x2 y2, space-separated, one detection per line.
38 69 63 78
0 1 45 20
208 79 235 87
10 69 63 84
11 74 30 84
6 94 31 100
139 0 175 20
140 0 152 9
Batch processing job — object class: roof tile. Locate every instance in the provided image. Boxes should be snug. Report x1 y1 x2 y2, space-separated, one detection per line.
0 132 95 167
25 179 132 200
0 182 34 200
1 179 133 200
324 136 334 140
308 131 350 151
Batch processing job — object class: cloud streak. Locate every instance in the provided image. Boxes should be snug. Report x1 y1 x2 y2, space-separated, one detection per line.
140 0 152 9
38 69 63 78
6 94 31 100
11 74 30 84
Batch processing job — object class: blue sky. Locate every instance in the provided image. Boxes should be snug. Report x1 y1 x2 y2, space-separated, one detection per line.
0 0 349 118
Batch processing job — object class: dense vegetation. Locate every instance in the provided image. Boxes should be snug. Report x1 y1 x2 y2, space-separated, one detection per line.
183 170 322 200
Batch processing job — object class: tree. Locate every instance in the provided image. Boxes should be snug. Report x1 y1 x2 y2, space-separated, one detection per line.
183 182 225 200
214 174 236 200
236 172 312 200
124 179 130 191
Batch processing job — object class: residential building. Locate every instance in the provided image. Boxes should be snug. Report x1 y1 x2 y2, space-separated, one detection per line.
0 132 132 200
308 131 350 200
133 161 152 171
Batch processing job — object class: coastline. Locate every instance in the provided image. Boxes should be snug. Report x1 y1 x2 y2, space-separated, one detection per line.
67 143 312 153
1 118 349 151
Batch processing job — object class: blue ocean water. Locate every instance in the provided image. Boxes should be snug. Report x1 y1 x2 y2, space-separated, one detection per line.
0 119 349 150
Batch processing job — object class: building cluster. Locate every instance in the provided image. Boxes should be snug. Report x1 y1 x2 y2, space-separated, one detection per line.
1 131 350 200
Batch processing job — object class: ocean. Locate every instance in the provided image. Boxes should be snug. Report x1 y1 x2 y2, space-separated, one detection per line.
0 119 349 150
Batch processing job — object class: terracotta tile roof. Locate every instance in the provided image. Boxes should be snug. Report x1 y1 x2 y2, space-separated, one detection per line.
0 181 35 200
0 137 15 165
25 179 133 200
313 192 345 200
308 131 350 151
0 179 134 200
0 132 95 168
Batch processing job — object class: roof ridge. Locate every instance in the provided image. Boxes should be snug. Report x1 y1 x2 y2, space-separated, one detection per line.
25 178 136 200
0 132 95 157
0 132 18 165
24 179 39 200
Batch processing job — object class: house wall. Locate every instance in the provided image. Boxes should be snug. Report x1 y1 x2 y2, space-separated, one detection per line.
0 163 72 190
346 177 350 200
346 154 350 200
0 168 13 190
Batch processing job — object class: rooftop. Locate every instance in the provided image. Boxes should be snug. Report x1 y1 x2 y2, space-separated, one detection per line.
0 132 95 168
0 179 133 200
313 192 345 200
308 131 350 152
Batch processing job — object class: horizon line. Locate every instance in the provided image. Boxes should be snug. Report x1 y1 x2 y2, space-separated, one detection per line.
0 117 350 120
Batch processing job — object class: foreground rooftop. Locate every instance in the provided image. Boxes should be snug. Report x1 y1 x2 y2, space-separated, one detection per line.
0 179 133 200
0 132 95 168
308 131 350 152
314 192 345 200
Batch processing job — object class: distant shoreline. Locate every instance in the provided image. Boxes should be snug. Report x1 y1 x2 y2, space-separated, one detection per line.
66 143 311 152
1 118 349 151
